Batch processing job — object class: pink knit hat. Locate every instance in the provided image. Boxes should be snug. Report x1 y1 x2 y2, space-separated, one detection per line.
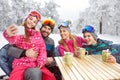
25 10 41 22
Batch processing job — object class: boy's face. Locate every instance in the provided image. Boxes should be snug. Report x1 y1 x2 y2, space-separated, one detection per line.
83 32 96 45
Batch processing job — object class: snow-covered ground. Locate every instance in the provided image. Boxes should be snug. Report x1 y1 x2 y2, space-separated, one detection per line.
0 32 120 75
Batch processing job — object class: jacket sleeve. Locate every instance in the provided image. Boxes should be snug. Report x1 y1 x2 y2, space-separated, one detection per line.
111 44 120 64
77 36 86 47
51 43 55 57
102 39 113 45
3 30 17 44
111 51 120 64
7 45 26 58
3 31 26 58
115 55 120 64
36 32 47 67
58 45 65 56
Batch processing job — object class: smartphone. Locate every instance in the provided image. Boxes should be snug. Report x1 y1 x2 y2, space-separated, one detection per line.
16 26 25 35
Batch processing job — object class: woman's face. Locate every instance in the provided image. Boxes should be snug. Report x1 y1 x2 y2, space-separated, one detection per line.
59 27 70 40
26 16 38 28
83 32 96 45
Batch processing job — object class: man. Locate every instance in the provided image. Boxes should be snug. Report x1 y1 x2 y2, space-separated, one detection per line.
0 18 61 80
40 18 62 80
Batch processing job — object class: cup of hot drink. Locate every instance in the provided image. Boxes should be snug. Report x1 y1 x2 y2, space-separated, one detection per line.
75 48 88 59
102 49 111 62
63 52 73 66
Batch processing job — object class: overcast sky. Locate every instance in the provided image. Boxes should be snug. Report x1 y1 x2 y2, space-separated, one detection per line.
33 0 90 21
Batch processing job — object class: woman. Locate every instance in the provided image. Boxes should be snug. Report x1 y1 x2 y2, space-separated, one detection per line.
82 25 119 63
58 21 86 56
3 11 56 80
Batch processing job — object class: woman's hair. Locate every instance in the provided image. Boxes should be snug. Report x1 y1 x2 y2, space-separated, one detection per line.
59 33 78 52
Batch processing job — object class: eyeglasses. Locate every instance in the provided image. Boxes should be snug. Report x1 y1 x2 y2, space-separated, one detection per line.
82 25 95 33
58 22 69 29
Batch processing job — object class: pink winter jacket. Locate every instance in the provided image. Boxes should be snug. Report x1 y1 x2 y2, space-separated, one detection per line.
58 36 86 56
3 28 47 68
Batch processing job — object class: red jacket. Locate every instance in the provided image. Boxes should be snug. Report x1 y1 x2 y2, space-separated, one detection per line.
3 28 47 68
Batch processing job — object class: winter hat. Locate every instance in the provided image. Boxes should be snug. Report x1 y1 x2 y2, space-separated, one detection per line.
25 10 41 22
41 18 55 30
58 21 71 33
90 33 98 41
82 25 98 40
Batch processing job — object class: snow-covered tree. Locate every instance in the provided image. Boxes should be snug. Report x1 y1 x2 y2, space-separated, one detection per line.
0 0 12 30
0 0 60 33
40 0 60 33
77 0 120 36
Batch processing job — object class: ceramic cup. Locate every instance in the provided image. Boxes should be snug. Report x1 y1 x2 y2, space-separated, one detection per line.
76 48 88 59
102 50 110 62
63 52 73 66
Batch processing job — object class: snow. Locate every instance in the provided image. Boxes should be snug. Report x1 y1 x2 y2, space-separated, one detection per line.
0 32 120 75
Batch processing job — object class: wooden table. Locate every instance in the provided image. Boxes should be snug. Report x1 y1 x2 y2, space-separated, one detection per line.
55 55 120 80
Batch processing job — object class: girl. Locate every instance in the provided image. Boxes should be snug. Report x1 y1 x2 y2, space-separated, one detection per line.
3 11 56 80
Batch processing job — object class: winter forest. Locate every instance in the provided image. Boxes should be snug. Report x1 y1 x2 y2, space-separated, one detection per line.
0 0 120 36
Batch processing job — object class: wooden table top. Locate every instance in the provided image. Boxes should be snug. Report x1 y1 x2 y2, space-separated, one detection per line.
55 55 120 80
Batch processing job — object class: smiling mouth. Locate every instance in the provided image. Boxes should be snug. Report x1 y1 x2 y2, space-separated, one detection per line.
42 31 48 35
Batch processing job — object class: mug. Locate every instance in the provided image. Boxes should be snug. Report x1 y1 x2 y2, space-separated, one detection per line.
102 50 111 62
63 52 73 66
76 48 88 59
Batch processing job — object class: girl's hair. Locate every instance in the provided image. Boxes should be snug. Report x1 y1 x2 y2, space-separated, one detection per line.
22 21 35 42
22 10 41 42
59 33 78 52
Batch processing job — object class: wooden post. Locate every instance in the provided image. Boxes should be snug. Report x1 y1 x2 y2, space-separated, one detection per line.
99 16 102 34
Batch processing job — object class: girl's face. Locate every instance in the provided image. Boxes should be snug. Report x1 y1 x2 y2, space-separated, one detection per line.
59 27 70 40
83 32 97 45
26 16 38 28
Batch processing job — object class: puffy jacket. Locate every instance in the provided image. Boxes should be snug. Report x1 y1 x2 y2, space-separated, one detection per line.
85 38 120 63
3 28 47 68
58 36 86 56
85 39 117 55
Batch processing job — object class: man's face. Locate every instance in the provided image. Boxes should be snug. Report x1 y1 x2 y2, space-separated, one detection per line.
40 26 52 38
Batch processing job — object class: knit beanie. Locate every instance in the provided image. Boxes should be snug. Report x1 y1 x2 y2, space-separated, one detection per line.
91 32 98 41
25 10 41 22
